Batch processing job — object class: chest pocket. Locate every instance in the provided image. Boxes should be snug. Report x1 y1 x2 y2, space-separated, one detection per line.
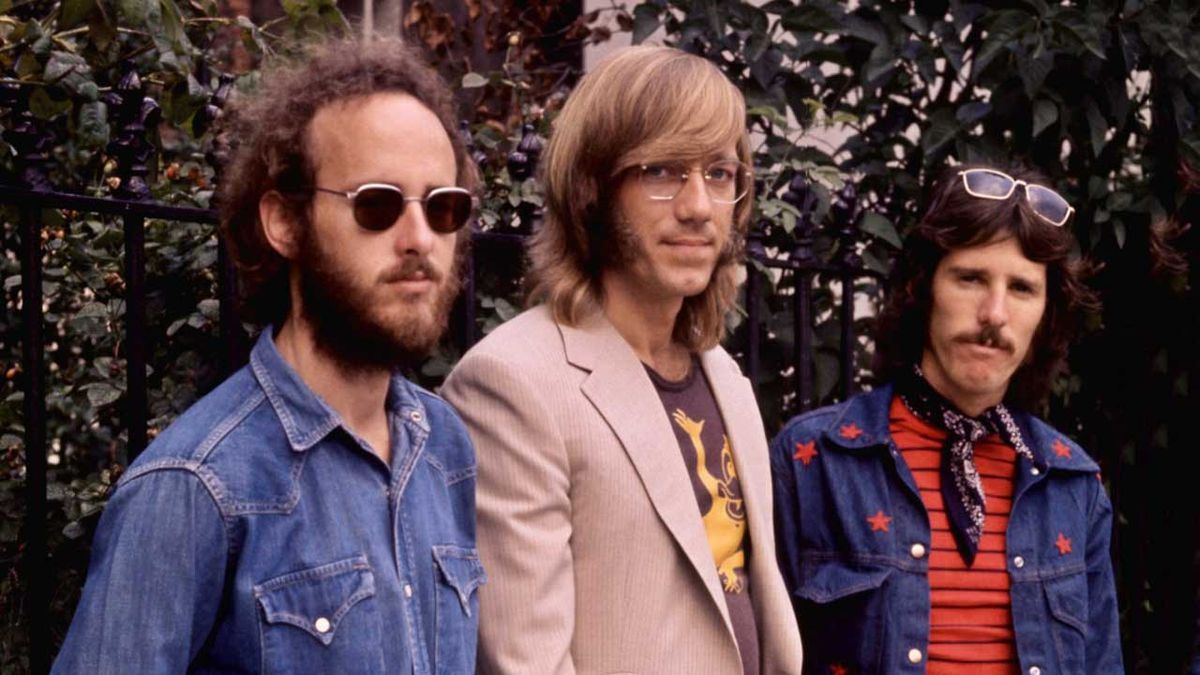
793 559 892 675
254 554 383 675
432 545 486 674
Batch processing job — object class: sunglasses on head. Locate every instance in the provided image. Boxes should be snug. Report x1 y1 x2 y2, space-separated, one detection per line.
313 183 474 234
958 168 1075 227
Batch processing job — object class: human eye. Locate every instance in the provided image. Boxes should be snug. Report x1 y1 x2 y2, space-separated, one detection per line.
1010 279 1040 296
705 162 739 184
641 163 681 181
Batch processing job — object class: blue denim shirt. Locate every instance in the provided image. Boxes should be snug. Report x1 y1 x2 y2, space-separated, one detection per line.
53 329 483 674
770 385 1122 675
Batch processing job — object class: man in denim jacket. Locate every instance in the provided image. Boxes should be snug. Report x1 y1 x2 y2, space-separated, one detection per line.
771 165 1122 675
53 39 483 674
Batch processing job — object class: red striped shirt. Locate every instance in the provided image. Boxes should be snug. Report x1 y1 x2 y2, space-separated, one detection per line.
890 397 1020 675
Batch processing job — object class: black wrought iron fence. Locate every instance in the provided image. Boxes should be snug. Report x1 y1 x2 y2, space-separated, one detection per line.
0 78 877 672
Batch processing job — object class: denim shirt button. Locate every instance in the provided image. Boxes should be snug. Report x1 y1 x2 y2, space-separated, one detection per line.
404 584 413 598
314 617 331 634
409 410 423 423
1029 667 1042 675
1013 555 1025 568
907 648 923 664
910 543 926 559
1031 466 1041 476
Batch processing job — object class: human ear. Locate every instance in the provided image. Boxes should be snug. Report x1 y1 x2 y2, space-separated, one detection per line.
259 191 302 260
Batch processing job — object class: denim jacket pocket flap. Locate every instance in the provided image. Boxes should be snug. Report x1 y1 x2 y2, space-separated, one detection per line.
254 554 376 646
432 545 487 616
1044 570 1088 635
794 560 893 604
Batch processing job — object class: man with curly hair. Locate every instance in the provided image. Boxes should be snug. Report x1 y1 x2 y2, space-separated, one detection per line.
53 38 483 673
771 165 1122 674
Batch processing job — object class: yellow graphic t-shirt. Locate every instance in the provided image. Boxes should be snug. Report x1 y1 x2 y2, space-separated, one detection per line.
645 359 759 675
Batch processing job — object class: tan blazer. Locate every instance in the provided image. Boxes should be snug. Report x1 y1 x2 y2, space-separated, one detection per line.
442 305 803 674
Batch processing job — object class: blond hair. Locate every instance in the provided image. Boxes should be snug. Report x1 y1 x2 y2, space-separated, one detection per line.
527 45 752 351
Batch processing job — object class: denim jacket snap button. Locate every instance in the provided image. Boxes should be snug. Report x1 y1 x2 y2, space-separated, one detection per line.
1031 466 1041 476
907 648 923 663
910 543 926 559
1013 555 1025 568
404 584 413 598
314 617 331 634
409 410 423 423
1029 667 1041 675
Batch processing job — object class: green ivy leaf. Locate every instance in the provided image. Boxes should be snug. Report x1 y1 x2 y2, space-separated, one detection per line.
77 100 110 148
858 212 902 248
28 87 73 119
955 101 991 126
1032 99 1058 137
59 0 97 29
972 10 1031 79
921 108 959 156
84 382 122 407
632 4 661 44
462 72 488 88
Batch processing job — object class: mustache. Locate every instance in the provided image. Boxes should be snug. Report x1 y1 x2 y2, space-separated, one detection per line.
955 324 1014 352
378 256 444 284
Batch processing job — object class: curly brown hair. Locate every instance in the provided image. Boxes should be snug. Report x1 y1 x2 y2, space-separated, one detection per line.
874 164 1099 410
218 37 477 327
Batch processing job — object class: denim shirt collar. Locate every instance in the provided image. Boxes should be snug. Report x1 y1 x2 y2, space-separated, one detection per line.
822 382 1099 474
249 326 430 452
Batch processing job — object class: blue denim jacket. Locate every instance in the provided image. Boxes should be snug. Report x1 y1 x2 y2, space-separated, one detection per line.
53 329 483 674
770 385 1122 675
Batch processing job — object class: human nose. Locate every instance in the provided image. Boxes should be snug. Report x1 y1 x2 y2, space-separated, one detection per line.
392 199 437 256
673 169 714 223
978 284 1010 327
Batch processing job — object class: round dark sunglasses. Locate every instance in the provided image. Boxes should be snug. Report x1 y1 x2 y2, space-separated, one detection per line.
313 183 474 233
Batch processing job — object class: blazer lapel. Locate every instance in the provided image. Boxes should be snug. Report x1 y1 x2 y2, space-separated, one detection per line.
561 311 733 629
700 350 775 591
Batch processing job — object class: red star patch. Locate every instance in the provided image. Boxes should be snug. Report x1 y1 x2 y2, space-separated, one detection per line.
867 510 892 533
793 440 818 466
839 423 863 440
830 665 848 675
1053 439 1072 458
1055 532 1073 555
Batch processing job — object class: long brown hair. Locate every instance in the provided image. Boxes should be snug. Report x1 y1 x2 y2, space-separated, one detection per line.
218 37 477 327
874 164 1099 409
527 46 752 351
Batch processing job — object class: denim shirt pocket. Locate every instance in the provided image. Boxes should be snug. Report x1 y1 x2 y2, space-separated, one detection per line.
793 559 893 674
432 545 486 674
1043 568 1088 675
253 554 383 675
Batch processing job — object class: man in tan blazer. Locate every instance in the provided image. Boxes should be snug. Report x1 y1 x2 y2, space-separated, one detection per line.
442 46 803 674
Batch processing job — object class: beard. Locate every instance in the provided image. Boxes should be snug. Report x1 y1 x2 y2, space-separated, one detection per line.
297 228 465 373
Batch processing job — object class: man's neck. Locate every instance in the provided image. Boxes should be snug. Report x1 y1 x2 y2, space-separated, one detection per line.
600 277 692 380
274 316 393 464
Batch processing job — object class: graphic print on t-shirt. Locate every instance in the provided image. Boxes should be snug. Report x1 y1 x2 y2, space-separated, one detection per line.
671 409 747 592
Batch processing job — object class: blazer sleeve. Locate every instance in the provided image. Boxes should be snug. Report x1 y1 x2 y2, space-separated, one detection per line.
442 350 577 675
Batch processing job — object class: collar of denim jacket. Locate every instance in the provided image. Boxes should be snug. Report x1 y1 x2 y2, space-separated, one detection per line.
821 381 1100 474
821 384 894 451
248 327 431 451
249 327 342 451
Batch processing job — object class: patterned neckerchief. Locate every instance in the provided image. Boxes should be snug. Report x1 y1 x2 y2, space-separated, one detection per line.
897 364 1034 566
